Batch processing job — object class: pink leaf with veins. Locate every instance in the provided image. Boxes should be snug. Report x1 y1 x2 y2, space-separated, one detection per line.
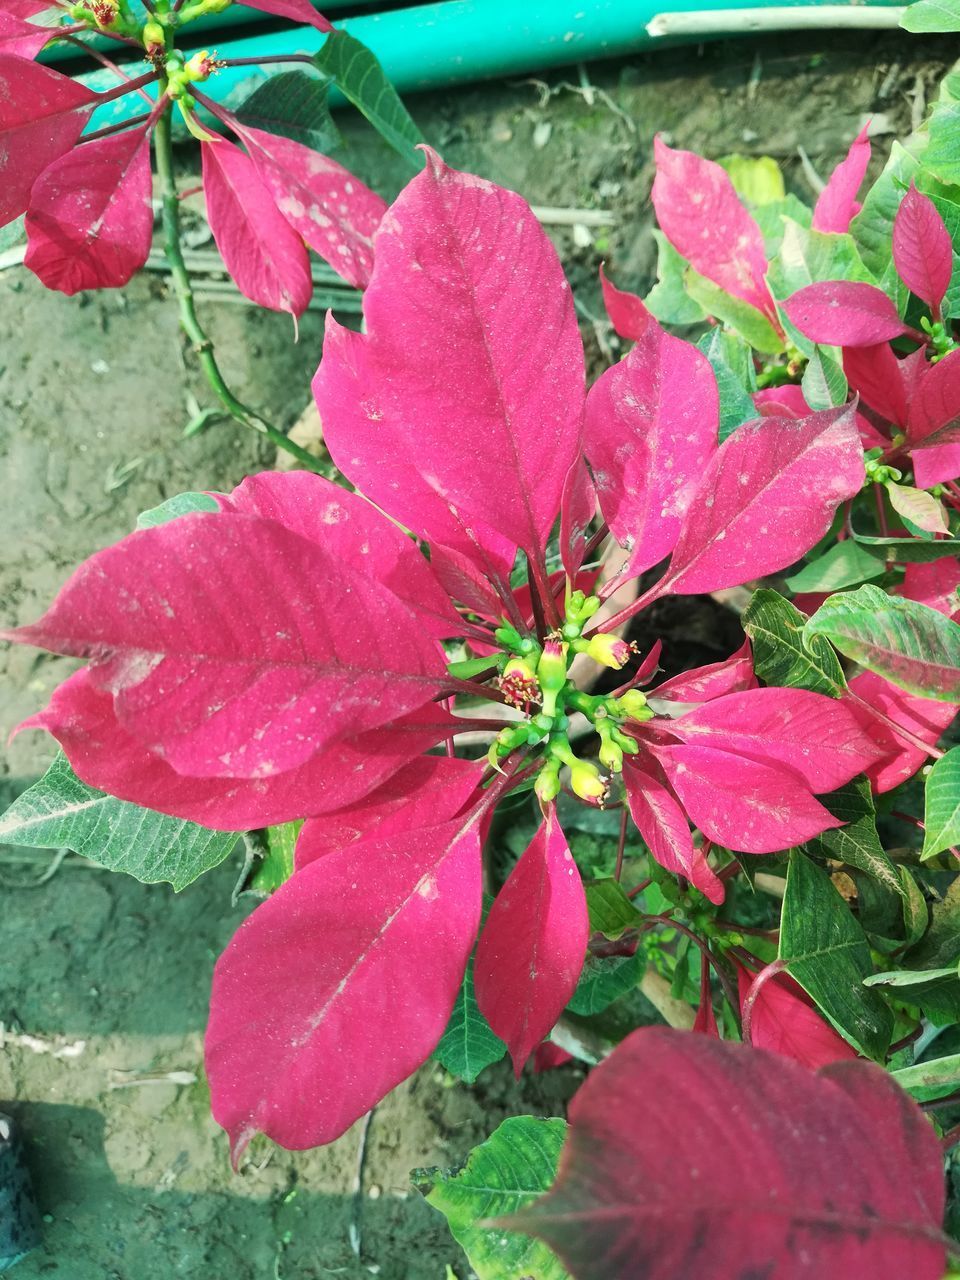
623 759 723 904
314 149 585 565
738 963 858 1069
671 687 881 792
783 281 908 346
232 0 332 31
648 639 756 704
233 123 386 289
893 184 953 310
843 343 908 427
202 137 312 317
812 123 871 234
651 136 776 321
206 817 482 1158
598 263 651 341
20 670 461 829
908 348 960 450
653 743 842 854
0 10 55 57
0 55 97 225
4 512 447 779
474 810 588 1074
584 318 719 578
660 404 864 596
912 442 960 488
24 126 153 295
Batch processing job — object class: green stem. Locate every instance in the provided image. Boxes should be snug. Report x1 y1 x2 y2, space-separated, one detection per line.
153 105 326 474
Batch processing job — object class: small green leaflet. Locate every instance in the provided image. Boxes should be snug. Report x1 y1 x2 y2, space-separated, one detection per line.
741 589 846 696
902 0 960 27
779 851 893 1059
864 966 960 1023
805 584 960 702
696 327 757 442
312 30 422 164
750 195 812 257
801 347 848 412
412 1117 570 1280
813 779 905 900
785 541 885 593
890 1052 960 1103
0 753 239 891
585 878 644 939
136 491 219 529
434 965 507 1083
924 102 960 187
235 71 342 154
922 746 960 859
567 951 646 1017
644 229 707 326
850 531 960 564
718 154 785 205
249 820 301 894
885 483 950 537
684 269 784 354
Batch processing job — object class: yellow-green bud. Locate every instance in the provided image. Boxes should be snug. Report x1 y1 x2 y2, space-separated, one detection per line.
569 758 608 806
142 17 164 45
535 759 562 804
617 689 653 722
584 632 633 670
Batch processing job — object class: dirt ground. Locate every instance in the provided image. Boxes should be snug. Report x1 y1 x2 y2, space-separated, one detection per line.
1 29 954 1279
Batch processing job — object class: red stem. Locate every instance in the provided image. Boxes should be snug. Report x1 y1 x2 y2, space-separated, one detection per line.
740 957 788 1045
614 808 628 882
94 70 158 105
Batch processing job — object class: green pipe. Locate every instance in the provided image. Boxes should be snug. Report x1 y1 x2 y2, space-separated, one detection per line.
81 0 906 134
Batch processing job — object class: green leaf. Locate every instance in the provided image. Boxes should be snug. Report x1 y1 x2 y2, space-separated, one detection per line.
718 154 785 205
813 779 905 900
235 70 342 153
891 1052 960 1103
249 820 301 894
885 483 950 536
696 327 758 442
312 30 422 164
434 964 507 1083
805 584 960 701
644 230 707 326
864 966 960 1022
900 869 930 948
741 589 847 696
849 531 960 564
684 269 784 354
412 1117 570 1280
585 878 644 939
136 491 219 529
902 0 960 28
567 951 646 1017
779 850 893 1059
909 877 960 968
922 746 960 859
851 142 920 305
0 753 238 891
785 541 885 593
925 102 960 187
801 346 848 411
769 217 875 299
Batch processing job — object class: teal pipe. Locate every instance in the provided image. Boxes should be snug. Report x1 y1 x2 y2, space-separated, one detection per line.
81 0 905 134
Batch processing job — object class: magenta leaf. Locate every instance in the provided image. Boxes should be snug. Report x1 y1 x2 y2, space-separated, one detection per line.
671 687 881 792
653 743 841 854
623 760 723 904
812 123 871 234
908 347 960 449
233 0 332 31
843 342 908 427
783 280 909 346
0 0 55 16
474 810 588 1074
6 512 448 779
651 136 776 321
913 441 960 488
206 817 482 1157
598 264 651 341
0 9 55 57
849 670 957 793
0 55 97 226
233 122 386 289
202 137 312 317
313 150 585 566
738 964 859 1069
508 1028 947 1280
648 639 755 703
893 184 953 310
659 403 864 595
559 459 596 577
24 126 152 295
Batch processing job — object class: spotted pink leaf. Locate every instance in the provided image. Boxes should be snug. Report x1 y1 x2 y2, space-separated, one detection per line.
474 810 588 1074
24 126 152 295
206 817 482 1158
4 512 447 779
314 149 584 566
0 55 97 225
598 264 651 341
508 1028 946 1280
0 9 55 57
233 0 332 31
651 136 776 321
783 281 909 346
623 759 723 904
233 123 386 289
648 640 756 704
812 123 871 233
738 964 859 1069
202 136 312 317
659 404 864 595
584 318 719 578
893 184 953 310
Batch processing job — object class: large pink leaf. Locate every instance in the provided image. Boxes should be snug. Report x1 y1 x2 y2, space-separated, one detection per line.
233 0 331 30
843 342 908 427
598 264 651 341
509 1028 946 1280
0 55 97 225
812 123 871 234
783 281 909 346
474 810 588 1073
651 137 776 320
658 404 864 595
5 512 447 778
648 639 755 704
206 817 482 1157
623 760 723 904
22 670 459 829
905 558 960 616
737 964 858 1069
913 441 960 488
754 381 887 450
202 137 312 317
584 319 719 578
908 347 960 449
848 670 957 793
893 184 953 310
0 0 56 16
295 755 481 867
24 126 152 295
217 471 462 639
671 687 880 792
0 10 55 57
653 743 841 854
232 123 385 289
313 149 584 565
